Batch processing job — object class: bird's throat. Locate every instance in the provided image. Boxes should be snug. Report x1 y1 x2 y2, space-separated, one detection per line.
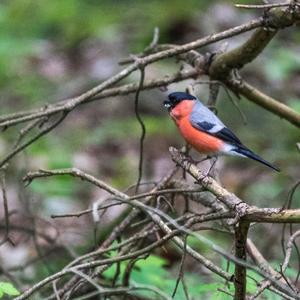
170 100 194 121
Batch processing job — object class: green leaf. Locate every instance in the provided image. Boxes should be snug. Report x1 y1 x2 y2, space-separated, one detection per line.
211 290 232 300
131 255 168 286
264 48 300 81
102 244 127 280
0 282 20 296
288 98 300 113
262 288 282 300
196 283 220 292
29 176 76 197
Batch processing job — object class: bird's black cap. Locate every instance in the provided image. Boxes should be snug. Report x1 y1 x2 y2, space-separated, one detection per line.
164 92 196 109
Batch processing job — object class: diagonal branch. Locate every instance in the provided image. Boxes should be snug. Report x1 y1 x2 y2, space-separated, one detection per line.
209 2 300 79
209 28 277 80
227 78 300 128
0 18 264 129
169 147 300 223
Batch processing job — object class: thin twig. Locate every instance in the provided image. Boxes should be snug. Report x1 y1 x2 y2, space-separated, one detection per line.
0 167 13 246
235 3 294 9
282 230 300 273
0 17 264 129
50 188 202 219
134 66 146 192
0 112 68 168
172 235 188 298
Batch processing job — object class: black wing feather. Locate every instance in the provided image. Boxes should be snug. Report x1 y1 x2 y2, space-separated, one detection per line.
213 127 242 146
196 121 215 131
195 122 242 146
190 105 243 146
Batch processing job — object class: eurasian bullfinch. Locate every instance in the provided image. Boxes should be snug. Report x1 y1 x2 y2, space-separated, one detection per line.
164 92 280 171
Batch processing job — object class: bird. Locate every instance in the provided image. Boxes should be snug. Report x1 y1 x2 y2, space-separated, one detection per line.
164 91 280 172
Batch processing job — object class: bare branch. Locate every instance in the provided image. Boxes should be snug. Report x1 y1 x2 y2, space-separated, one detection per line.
227 79 300 128
234 221 250 300
235 2 297 9
282 230 300 272
0 18 264 129
0 167 13 246
170 147 300 223
0 112 68 168
134 66 146 192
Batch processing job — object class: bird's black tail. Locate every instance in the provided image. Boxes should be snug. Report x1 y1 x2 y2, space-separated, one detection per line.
233 147 280 172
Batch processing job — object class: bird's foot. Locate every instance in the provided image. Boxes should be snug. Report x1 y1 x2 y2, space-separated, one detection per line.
183 154 214 166
192 156 218 185
180 153 200 165
205 156 218 178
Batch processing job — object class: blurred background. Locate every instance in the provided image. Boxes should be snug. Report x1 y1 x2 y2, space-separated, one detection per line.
0 0 299 298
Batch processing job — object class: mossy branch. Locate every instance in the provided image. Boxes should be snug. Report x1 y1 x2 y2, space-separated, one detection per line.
209 3 300 79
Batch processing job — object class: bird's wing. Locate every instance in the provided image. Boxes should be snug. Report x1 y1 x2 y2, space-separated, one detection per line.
190 101 242 145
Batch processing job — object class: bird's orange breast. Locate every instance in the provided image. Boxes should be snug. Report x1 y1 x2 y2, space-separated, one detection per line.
170 100 224 154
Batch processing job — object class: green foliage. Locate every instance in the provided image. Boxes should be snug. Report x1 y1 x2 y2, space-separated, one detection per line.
245 180 282 206
210 260 258 299
289 98 300 113
0 282 20 298
86 116 176 145
1 0 300 296
0 0 209 89
27 139 76 197
28 137 73 168
103 251 227 299
264 47 300 81
215 259 299 299
29 176 76 197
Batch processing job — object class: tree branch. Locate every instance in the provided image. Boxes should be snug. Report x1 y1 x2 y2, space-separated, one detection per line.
227 79 300 128
169 147 300 223
209 2 300 79
234 221 250 300
0 18 264 129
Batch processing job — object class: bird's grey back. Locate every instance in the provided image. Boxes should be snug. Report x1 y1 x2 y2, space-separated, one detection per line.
190 100 225 133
